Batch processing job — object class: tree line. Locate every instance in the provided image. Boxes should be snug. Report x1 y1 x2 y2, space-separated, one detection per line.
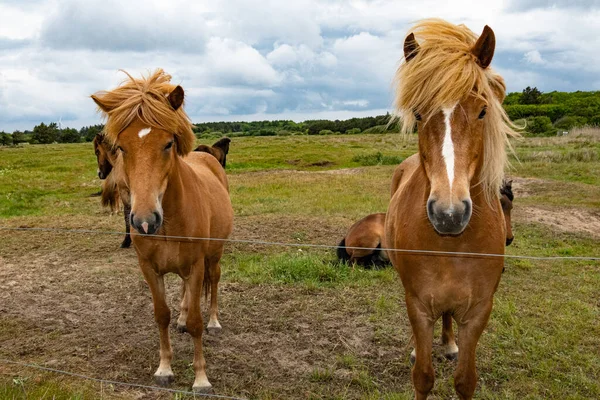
2 88 599 145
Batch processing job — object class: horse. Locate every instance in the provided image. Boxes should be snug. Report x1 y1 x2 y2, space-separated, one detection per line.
336 213 389 268
384 20 518 399
337 178 515 268
194 137 231 168
93 132 132 248
91 69 233 392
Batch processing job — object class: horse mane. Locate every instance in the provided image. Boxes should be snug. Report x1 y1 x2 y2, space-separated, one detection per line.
500 179 514 202
91 69 195 156
212 137 231 154
393 19 519 204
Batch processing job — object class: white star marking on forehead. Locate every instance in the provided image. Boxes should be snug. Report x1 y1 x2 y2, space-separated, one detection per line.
138 127 151 138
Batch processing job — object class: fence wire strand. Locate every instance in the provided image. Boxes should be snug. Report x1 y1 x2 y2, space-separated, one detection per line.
1 226 599 261
0 358 247 399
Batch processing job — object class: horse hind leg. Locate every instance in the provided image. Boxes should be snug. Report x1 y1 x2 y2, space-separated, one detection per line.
177 281 189 333
206 257 222 334
442 312 459 361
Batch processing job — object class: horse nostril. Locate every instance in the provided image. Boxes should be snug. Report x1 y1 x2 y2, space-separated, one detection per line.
427 199 436 218
153 212 162 228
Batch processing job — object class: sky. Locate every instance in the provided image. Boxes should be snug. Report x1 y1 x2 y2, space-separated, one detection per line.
1 0 599 132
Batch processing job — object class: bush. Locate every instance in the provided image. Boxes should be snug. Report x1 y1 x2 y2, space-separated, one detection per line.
352 152 403 166
525 116 555 136
318 129 335 135
553 116 588 131
346 128 361 134
589 115 600 126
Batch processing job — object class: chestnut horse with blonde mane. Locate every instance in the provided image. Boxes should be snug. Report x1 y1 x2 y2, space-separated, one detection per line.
385 20 518 399
92 69 233 392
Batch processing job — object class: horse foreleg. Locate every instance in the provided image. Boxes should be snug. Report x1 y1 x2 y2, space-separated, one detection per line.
120 202 132 248
186 260 212 392
407 298 435 400
140 264 173 386
453 300 493 400
441 312 459 360
176 281 189 333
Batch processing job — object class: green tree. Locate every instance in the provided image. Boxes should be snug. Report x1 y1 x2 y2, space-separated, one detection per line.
59 128 81 143
0 132 13 146
32 122 60 144
11 131 26 144
521 86 542 105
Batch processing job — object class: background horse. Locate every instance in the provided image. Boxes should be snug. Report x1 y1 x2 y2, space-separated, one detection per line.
194 137 231 167
385 20 518 399
93 132 132 248
92 69 233 392
336 213 389 268
337 178 515 268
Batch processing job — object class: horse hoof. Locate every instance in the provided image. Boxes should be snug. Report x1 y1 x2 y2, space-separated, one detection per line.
120 240 131 248
154 374 174 387
176 324 187 333
207 326 222 335
192 383 213 393
445 351 459 361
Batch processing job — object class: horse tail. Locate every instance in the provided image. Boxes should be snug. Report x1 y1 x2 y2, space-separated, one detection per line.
336 238 350 262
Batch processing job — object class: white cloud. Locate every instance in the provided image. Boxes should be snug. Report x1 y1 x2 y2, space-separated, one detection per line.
0 0 599 131
524 50 546 65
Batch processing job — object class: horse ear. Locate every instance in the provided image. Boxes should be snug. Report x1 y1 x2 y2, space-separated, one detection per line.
91 94 113 113
404 32 419 62
471 25 495 68
506 179 513 188
168 85 184 111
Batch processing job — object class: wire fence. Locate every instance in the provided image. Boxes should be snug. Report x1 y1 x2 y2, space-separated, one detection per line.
1 225 599 261
0 223 598 397
0 358 247 399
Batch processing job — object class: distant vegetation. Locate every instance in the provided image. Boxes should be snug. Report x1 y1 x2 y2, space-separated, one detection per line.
1 88 599 145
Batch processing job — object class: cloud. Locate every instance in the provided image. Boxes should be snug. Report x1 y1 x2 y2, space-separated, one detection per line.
1 0 599 131
524 50 546 64
40 0 208 52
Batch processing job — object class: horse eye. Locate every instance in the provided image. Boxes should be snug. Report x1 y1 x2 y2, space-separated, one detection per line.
478 107 487 119
95 150 100 156
414 112 422 121
164 141 174 150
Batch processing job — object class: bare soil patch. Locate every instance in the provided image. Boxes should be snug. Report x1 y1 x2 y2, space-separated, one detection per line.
516 206 600 238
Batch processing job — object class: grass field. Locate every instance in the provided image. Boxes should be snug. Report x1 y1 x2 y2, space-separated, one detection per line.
0 130 599 399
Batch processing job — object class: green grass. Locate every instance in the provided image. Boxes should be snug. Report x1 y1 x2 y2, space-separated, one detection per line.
1 132 599 399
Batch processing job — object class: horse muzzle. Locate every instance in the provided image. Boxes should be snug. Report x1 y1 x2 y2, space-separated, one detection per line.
427 198 472 235
131 211 163 235
506 236 514 246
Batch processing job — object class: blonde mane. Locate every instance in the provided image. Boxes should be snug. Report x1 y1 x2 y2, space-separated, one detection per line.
91 69 195 155
393 19 519 203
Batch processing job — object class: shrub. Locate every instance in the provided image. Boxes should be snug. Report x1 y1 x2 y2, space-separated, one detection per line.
525 116 554 136
553 116 588 131
318 129 335 135
352 152 403 166
346 128 361 135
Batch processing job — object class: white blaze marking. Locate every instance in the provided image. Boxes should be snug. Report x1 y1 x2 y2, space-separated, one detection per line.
442 106 456 190
138 127 151 138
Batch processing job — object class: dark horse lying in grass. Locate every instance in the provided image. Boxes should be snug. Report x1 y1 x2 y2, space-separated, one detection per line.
94 132 132 248
337 173 515 268
194 137 231 168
